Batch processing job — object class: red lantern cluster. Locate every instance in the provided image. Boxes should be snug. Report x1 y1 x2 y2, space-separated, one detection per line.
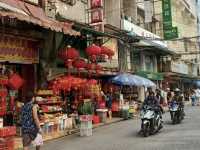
73 59 87 76
101 46 114 59
58 46 80 69
86 44 101 62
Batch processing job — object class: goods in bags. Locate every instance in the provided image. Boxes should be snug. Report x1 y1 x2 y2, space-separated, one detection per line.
32 133 43 146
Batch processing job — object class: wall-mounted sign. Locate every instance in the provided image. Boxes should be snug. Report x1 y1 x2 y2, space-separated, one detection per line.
90 0 104 32
0 36 39 64
122 19 167 47
171 62 189 74
91 0 103 9
162 0 178 40
91 9 103 23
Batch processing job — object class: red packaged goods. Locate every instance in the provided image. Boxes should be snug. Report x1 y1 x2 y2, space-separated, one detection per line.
92 115 100 124
0 126 16 137
8 74 24 90
112 102 119 112
80 115 92 122
0 88 8 97
98 101 105 109
0 137 14 150
0 106 6 116
0 76 8 85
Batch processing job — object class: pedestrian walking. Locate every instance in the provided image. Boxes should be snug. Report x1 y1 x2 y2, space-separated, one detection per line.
195 88 200 106
21 92 43 150
106 92 113 120
191 90 196 106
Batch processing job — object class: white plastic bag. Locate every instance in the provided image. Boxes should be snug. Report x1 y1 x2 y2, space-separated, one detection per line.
32 133 43 146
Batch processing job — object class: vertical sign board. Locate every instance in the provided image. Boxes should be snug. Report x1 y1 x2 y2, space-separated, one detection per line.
90 0 104 32
162 0 178 40
144 0 153 23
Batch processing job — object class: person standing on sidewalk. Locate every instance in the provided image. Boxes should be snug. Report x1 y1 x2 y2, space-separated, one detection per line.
21 92 42 150
195 88 200 106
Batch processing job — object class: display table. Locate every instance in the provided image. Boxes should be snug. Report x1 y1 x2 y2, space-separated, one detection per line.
96 109 108 123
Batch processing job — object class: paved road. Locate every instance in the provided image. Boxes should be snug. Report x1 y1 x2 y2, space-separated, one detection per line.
39 106 200 150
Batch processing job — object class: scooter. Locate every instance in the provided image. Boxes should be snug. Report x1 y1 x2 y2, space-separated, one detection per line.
140 105 163 137
169 101 184 124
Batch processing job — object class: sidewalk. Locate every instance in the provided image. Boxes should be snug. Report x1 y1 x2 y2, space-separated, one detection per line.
14 117 126 150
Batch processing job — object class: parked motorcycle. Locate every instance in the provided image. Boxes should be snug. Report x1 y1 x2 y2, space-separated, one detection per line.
140 105 163 137
169 101 184 124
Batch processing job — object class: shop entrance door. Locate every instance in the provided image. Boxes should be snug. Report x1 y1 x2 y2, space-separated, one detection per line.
21 64 36 98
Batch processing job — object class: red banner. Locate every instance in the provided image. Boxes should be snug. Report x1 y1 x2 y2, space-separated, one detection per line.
91 0 103 9
0 36 39 64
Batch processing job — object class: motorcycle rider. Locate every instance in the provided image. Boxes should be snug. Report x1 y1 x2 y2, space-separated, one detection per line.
170 88 185 118
142 91 163 132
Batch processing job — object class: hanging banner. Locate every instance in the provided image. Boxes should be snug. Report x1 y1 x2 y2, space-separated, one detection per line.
0 36 39 64
162 0 178 40
90 0 104 32
144 0 153 23
90 0 103 9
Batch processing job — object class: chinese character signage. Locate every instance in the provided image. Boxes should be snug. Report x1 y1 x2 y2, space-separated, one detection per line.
91 0 103 9
162 0 178 40
0 36 39 64
91 9 103 23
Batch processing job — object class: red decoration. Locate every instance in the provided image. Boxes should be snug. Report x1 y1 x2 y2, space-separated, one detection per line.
91 0 103 9
73 59 86 76
86 44 101 62
59 46 80 74
8 74 24 90
86 63 96 76
59 46 79 60
95 64 102 75
91 9 103 23
101 46 114 59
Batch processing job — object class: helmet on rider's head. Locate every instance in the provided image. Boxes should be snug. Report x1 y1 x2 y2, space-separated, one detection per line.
174 88 180 95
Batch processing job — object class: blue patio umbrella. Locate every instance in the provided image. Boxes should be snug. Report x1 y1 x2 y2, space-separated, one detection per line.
111 73 156 87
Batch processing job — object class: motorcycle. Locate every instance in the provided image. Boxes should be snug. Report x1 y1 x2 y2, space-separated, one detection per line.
140 105 163 137
169 101 184 124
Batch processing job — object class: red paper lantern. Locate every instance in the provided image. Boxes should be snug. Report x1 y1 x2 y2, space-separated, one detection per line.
101 46 114 59
73 59 86 76
8 74 24 90
86 63 96 76
59 46 79 60
95 64 102 75
86 44 101 62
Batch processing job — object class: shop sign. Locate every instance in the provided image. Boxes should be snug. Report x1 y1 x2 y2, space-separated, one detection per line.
90 0 104 32
90 0 103 9
91 9 103 23
171 62 189 74
164 26 178 40
122 19 167 48
0 36 39 64
162 0 178 40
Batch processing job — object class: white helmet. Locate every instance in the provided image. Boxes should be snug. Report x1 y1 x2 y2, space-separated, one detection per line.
174 88 180 92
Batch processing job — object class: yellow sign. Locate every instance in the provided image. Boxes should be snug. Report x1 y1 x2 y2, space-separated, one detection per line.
0 36 39 64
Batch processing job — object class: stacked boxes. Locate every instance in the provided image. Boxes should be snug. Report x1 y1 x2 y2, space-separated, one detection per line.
80 115 92 137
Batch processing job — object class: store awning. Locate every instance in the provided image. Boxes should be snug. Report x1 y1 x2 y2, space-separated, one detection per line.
163 72 200 80
133 39 176 56
136 71 164 81
0 0 80 36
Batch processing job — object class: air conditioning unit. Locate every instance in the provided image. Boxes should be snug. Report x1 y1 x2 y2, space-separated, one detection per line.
60 0 76 6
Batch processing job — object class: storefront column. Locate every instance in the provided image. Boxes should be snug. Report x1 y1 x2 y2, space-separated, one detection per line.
138 86 145 102
140 52 145 71
153 55 158 72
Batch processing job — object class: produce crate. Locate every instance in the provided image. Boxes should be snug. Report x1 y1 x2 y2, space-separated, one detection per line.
0 127 16 138
0 137 14 150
